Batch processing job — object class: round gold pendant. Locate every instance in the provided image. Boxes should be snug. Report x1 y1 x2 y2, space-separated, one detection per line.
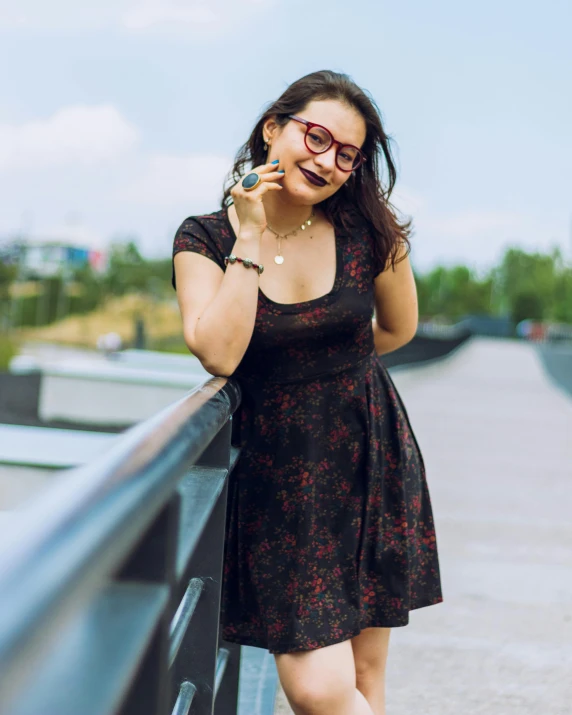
274 255 284 265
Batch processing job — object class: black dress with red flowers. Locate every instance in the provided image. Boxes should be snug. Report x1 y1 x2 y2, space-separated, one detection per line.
172 206 443 655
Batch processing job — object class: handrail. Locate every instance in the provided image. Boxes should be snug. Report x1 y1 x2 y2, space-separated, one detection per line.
0 376 242 715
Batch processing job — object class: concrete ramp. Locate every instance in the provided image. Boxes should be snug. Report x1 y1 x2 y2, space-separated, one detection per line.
383 338 571 714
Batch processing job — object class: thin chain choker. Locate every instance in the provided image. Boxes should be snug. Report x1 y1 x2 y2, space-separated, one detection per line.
266 209 315 265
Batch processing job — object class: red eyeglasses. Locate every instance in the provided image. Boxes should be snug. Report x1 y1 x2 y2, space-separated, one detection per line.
288 114 367 171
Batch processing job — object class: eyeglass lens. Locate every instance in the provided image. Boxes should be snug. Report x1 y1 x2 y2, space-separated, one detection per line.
305 126 362 170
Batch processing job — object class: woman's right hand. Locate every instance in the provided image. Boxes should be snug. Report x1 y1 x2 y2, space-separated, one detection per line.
230 160 284 237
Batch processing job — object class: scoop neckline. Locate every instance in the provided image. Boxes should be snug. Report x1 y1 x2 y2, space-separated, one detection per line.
221 205 344 313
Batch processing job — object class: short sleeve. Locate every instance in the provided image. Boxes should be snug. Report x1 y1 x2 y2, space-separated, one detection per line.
172 217 225 290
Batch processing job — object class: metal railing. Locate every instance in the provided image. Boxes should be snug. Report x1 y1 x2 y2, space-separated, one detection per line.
0 376 242 715
536 340 572 398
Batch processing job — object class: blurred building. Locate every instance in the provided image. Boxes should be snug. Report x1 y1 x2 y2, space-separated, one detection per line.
0 240 107 279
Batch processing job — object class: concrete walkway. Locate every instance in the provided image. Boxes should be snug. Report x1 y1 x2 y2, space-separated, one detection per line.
274 337 572 714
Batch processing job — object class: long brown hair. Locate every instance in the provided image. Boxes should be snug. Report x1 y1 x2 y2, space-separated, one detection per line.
221 69 412 272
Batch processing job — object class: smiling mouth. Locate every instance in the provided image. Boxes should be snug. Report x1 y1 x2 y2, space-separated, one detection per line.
299 167 327 186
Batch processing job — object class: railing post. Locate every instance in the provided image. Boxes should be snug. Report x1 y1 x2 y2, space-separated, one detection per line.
170 419 241 715
213 640 242 715
116 493 181 715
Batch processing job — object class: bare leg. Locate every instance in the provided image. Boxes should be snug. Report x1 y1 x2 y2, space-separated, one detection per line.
355 672 387 715
354 686 378 715
351 627 391 715
275 639 375 715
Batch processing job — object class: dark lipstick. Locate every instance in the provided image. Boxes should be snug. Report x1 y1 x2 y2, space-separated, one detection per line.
299 167 327 186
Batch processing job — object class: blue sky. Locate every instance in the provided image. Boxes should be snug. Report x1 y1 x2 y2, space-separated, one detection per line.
0 0 570 273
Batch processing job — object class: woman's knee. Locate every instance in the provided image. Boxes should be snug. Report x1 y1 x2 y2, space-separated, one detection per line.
287 678 354 713
275 641 356 714
351 627 391 682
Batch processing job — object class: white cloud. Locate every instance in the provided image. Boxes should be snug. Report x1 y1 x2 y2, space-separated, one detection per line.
0 2 131 31
123 0 217 30
422 210 530 240
391 185 429 216
0 105 139 171
119 152 232 206
123 0 278 32
372 186 569 272
410 207 568 272
0 103 232 255
0 0 278 32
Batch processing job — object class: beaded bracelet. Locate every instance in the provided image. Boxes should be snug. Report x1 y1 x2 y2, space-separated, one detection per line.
224 254 264 275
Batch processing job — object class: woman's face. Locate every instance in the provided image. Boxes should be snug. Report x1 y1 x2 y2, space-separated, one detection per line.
263 99 367 204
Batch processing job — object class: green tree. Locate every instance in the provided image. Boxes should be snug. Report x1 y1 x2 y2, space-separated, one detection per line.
511 290 544 324
69 264 104 314
415 265 492 320
0 261 17 331
552 266 572 322
499 247 555 321
103 239 172 297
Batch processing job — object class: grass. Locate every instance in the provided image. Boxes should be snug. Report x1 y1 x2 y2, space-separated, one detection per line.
149 335 193 355
15 293 185 350
0 336 17 370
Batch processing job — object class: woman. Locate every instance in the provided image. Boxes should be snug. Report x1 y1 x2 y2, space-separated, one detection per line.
172 70 443 715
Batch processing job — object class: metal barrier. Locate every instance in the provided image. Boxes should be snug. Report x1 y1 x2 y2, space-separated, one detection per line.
536 341 572 398
382 321 473 369
0 376 242 715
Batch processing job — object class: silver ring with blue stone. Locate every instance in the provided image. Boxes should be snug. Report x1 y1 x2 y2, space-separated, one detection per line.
242 172 262 191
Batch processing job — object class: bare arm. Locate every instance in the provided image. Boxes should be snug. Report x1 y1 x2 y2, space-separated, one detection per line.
174 231 262 376
174 161 284 376
372 243 419 356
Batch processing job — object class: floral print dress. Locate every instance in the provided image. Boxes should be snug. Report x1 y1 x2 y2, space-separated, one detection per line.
172 206 443 655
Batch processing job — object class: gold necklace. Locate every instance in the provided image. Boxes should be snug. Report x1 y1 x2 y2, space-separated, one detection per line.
266 209 315 265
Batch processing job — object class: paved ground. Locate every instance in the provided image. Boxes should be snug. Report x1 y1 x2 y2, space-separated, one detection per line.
273 337 572 714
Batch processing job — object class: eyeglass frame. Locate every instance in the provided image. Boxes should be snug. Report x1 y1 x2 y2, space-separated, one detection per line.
287 114 367 172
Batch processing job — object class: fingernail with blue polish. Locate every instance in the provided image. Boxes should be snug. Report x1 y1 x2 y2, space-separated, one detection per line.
278 170 285 174
271 159 279 164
